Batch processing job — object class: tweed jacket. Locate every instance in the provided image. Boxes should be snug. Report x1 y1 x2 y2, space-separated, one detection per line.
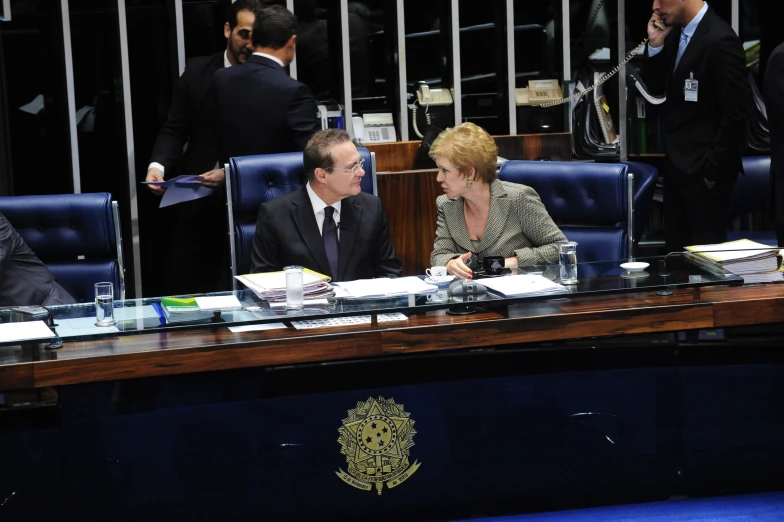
431 179 566 268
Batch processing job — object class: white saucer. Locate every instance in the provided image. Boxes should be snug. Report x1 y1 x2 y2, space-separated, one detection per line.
620 261 650 274
425 275 456 284
621 271 650 279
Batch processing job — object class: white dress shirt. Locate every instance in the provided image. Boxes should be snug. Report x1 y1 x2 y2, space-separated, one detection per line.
252 51 285 68
648 1 708 59
306 182 341 240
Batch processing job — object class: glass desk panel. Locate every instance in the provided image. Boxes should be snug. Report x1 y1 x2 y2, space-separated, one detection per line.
0 255 744 347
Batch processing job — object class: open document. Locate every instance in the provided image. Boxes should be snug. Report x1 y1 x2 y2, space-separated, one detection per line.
334 277 437 298
478 274 569 298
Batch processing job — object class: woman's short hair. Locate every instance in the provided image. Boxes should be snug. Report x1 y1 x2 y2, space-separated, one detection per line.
428 122 498 184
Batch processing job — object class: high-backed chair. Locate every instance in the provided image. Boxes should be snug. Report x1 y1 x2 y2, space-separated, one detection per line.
0 193 125 303
498 161 658 262
225 147 377 286
727 156 776 245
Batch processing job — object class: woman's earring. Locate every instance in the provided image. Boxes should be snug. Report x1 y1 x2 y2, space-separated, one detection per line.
466 179 473 188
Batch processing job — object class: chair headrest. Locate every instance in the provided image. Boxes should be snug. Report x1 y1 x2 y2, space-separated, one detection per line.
729 156 771 218
357 147 374 195
230 152 306 217
0 193 116 259
499 161 628 223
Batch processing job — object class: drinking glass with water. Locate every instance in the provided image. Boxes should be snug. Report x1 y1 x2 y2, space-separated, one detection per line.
284 265 304 310
94 282 115 326
559 241 578 285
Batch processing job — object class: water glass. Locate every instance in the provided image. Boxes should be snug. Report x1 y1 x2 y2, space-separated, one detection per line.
559 241 579 285
285 265 304 310
94 282 115 326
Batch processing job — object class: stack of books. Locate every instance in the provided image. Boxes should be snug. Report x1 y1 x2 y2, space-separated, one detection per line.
685 239 783 283
237 269 333 303
159 297 217 324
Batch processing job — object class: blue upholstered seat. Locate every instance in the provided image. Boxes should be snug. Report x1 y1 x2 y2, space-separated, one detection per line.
225 147 376 283
728 156 777 245
498 161 658 262
0 193 125 303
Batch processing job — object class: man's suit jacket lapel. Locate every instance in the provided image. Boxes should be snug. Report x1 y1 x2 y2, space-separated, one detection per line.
290 188 332 277
672 9 712 82
442 198 474 254
478 180 511 252
337 197 360 281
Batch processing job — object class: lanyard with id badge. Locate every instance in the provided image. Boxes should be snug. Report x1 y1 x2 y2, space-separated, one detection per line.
684 72 698 102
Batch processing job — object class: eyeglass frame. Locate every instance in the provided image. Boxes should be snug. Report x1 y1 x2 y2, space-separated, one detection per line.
321 157 365 175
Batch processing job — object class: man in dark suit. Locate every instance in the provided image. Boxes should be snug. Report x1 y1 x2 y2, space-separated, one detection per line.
764 42 784 246
0 214 75 307
143 0 261 296
250 129 402 281
645 0 748 252
211 4 320 164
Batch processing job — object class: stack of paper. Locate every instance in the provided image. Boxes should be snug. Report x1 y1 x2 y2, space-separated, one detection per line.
333 277 437 298
686 239 783 283
237 269 333 302
479 274 569 298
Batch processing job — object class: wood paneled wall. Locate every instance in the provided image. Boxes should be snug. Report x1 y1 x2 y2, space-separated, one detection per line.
377 169 440 276
367 133 572 173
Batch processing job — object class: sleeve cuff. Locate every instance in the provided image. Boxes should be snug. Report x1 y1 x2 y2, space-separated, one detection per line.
148 162 165 175
648 43 663 57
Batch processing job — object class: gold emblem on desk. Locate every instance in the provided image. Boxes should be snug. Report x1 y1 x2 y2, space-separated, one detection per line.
336 396 421 495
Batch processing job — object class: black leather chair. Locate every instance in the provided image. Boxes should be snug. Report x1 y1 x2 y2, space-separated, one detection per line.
728 156 776 245
0 193 125 303
498 160 658 262
224 147 376 286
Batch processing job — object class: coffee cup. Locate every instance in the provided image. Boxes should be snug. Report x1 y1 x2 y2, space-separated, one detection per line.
426 266 448 278
482 256 505 275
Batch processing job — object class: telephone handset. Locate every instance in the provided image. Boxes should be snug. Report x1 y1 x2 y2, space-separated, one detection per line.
412 82 453 138
540 21 666 108
417 84 453 107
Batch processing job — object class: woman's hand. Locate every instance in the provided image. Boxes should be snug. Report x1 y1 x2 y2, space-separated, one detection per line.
447 252 473 279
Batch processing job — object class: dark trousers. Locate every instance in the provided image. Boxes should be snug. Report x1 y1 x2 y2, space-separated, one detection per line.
664 164 736 253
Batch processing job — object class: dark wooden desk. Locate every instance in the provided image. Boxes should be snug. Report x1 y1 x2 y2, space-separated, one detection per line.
3 284 784 521
1 283 780 392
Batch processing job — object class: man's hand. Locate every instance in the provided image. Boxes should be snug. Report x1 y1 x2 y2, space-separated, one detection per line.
446 252 473 279
704 178 716 190
197 168 225 188
647 13 671 48
145 167 166 194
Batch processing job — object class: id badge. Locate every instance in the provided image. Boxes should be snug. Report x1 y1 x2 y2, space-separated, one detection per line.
684 72 698 102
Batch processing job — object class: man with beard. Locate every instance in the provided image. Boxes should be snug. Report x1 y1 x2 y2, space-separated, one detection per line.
144 0 262 296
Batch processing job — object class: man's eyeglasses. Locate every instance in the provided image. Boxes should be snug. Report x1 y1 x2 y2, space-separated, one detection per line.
323 158 365 175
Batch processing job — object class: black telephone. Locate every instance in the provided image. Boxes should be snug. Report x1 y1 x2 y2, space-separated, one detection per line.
540 21 666 108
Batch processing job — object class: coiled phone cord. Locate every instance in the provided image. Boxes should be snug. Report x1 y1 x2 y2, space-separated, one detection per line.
540 25 663 108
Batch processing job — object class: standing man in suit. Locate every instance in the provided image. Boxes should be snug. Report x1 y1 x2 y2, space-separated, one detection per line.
645 0 748 252
144 0 261 296
764 42 784 246
250 129 402 281
211 4 320 164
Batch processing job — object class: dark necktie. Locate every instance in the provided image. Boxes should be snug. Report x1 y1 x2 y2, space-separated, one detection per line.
323 206 339 279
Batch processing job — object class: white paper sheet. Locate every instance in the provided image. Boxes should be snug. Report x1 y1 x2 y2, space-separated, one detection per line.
228 322 288 333
195 295 242 310
0 321 56 342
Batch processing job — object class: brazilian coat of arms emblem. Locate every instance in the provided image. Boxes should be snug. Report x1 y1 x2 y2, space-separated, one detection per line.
336 396 422 495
